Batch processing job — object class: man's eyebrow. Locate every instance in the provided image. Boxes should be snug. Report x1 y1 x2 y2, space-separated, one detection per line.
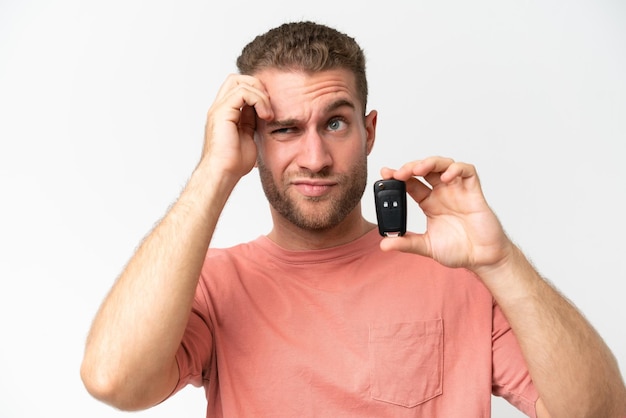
325 98 356 113
264 99 357 129
265 118 300 129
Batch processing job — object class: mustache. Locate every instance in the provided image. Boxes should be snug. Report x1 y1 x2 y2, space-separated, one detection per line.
288 168 335 179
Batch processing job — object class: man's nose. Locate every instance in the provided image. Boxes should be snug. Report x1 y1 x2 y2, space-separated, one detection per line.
295 130 332 173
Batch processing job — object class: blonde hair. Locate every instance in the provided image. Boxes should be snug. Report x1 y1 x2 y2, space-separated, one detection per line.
236 21 368 112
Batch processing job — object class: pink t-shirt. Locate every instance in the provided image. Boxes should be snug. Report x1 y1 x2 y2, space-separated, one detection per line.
173 229 538 417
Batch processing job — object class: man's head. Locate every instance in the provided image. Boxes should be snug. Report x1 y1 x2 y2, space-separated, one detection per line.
238 22 377 238
236 21 368 113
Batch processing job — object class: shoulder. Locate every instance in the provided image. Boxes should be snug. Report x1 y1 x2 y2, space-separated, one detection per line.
205 236 268 262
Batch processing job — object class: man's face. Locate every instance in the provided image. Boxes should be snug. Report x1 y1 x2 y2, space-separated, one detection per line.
254 68 377 232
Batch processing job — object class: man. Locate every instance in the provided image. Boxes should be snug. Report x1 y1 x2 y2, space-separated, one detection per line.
80 21 626 417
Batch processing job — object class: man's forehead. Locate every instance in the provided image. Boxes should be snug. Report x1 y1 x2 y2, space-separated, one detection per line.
253 68 364 120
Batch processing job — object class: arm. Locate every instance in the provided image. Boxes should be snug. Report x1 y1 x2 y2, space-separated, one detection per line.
380 157 626 418
80 75 273 410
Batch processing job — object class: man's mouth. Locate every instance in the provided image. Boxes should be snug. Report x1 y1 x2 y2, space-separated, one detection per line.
291 179 337 198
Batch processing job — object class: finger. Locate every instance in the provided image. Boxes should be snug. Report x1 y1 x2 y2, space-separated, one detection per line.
379 166 397 179
398 157 477 188
238 104 257 136
214 75 274 120
439 162 477 184
380 166 433 203
379 232 431 257
422 172 442 188
215 74 266 100
381 162 432 187
387 160 423 181
411 156 456 178
229 86 273 121
388 157 456 184
405 176 432 204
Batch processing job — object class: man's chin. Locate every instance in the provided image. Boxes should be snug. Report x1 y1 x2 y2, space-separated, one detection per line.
278 204 341 231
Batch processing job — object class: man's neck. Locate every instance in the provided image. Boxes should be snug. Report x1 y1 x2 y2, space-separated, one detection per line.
266 206 377 251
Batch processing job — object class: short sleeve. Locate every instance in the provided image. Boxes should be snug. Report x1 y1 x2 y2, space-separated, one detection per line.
170 281 214 396
492 302 539 417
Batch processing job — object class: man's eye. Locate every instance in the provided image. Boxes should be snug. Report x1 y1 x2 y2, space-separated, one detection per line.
327 118 347 131
271 127 295 134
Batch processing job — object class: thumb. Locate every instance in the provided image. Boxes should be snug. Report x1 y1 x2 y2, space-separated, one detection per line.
379 232 431 257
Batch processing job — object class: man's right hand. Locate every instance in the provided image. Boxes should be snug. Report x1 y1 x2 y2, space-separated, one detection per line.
201 74 274 180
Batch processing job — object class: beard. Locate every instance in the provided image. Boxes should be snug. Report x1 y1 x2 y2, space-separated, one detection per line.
257 158 368 231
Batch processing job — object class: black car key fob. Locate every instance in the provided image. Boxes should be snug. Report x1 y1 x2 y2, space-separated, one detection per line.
373 179 407 237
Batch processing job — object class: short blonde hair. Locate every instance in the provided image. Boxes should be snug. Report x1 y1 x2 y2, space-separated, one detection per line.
236 21 368 112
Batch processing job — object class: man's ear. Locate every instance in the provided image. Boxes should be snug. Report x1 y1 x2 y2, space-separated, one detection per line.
364 110 378 155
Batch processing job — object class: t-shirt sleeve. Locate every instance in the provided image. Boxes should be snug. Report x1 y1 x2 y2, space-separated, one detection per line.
170 281 214 396
491 302 539 417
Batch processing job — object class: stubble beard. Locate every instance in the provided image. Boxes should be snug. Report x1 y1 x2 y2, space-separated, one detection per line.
257 159 368 232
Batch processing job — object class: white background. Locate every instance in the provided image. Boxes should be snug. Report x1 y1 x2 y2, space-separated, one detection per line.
1 1 625 417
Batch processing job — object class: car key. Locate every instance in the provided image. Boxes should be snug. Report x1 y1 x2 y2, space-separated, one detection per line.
373 179 407 237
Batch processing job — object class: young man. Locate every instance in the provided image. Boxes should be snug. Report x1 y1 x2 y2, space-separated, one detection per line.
81 21 626 417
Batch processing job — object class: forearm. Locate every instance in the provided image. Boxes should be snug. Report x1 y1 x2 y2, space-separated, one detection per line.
81 163 237 409
476 246 626 418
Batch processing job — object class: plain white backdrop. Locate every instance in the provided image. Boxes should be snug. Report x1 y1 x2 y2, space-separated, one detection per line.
1 0 624 417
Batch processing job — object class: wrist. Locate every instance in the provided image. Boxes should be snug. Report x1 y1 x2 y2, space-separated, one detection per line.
177 161 240 223
192 158 242 193
471 243 545 306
